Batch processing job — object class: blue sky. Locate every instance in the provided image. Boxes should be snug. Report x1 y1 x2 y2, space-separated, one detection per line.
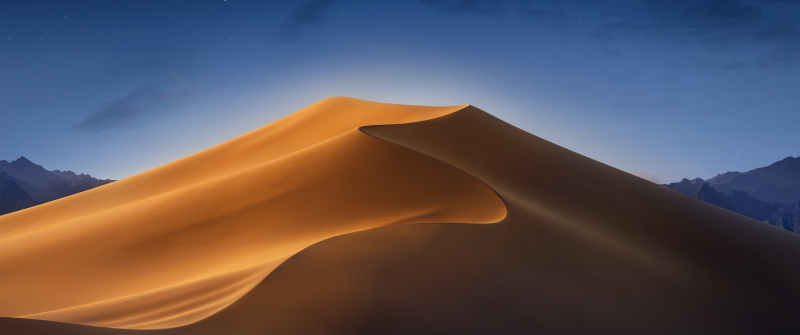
2 0 799 183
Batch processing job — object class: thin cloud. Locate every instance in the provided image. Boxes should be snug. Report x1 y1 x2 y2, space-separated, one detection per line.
419 0 561 18
419 0 509 16
594 0 800 60
77 86 194 133
277 0 559 40
278 0 343 40
167 71 194 87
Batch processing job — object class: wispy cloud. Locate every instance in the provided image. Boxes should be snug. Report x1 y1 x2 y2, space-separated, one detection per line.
277 0 560 40
416 0 799 62
594 0 800 60
419 0 509 16
419 0 561 18
278 0 343 40
77 86 194 133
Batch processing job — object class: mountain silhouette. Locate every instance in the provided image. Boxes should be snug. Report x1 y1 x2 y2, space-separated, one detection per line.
0 157 67 189
0 171 37 195
664 157 800 234
665 157 800 203
0 180 40 215
0 158 114 216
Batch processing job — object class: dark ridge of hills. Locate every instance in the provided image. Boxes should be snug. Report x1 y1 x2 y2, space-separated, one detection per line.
50 170 79 179
694 183 730 211
0 180 41 215
708 156 800 190
0 157 114 216
664 177 706 197
0 157 67 188
710 156 800 203
768 213 800 234
664 157 800 234
694 184 778 221
695 182 800 233
664 156 800 204
0 172 38 195
41 176 115 202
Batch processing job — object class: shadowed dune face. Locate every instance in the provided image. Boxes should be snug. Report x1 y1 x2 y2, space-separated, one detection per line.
172 106 800 334
213 106 799 335
0 98 504 329
3 100 800 334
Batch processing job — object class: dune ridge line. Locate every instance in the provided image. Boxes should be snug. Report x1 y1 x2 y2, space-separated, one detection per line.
0 98 506 330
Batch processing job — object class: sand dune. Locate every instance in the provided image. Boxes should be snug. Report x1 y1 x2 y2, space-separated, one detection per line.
0 98 505 329
2 98 800 334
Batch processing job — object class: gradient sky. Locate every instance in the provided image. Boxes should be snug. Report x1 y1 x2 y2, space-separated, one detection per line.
2 0 799 183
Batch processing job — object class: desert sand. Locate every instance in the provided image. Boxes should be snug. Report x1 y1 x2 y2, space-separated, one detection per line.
1 98 800 334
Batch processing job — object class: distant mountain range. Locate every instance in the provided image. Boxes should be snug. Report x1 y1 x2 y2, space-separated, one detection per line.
663 156 800 233
0 157 114 216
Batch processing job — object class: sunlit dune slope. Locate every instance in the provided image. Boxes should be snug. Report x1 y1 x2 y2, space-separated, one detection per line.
0 98 470 239
0 98 505 329
3 100 800 335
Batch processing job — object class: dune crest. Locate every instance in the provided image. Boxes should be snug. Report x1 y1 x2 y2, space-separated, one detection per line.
0 98 505 329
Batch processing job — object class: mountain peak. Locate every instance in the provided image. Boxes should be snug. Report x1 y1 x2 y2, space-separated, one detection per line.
14 156 32 164
662 177 707 197
698 182 714 192
694 183 731 211
0 179 40 215
10 156 39 169
2 157 65 188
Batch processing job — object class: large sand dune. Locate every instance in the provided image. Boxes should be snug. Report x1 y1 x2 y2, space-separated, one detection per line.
2 98 800 334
